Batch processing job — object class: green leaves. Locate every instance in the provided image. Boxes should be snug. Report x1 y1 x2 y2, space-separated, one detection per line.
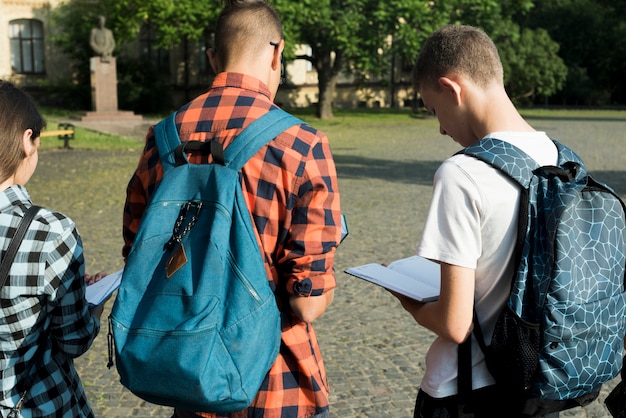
496 24 568 101
100 0 220 48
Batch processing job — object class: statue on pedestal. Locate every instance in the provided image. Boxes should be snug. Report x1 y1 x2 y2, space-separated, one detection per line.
78 14 141 121
90 15 116 63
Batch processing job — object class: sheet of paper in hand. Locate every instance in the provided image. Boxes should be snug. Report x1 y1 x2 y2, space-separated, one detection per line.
86 269 123 307
345 256 440 302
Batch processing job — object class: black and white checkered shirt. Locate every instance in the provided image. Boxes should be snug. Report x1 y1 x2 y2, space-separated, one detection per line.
0 185 99 417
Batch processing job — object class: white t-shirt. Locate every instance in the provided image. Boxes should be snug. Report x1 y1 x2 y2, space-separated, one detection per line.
415 131 558 398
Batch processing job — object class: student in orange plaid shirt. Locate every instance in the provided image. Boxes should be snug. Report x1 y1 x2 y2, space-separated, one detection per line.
121 1 342 417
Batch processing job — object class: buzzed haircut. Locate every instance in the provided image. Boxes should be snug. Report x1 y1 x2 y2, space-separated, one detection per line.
413 24 503 91
214 0 283 66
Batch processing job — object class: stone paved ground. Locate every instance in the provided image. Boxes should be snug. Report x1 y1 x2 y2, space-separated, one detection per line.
27 112 626 417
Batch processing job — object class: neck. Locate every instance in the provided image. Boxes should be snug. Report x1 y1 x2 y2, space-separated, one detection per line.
473 86 535 139
0 178 15 193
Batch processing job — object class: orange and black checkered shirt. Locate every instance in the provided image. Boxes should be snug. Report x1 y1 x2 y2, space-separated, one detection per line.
122 73 341 418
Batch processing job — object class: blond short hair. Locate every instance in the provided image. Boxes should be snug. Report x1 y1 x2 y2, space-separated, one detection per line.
413 24 503 91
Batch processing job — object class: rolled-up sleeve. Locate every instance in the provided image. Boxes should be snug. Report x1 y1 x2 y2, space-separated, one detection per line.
283 136 341 297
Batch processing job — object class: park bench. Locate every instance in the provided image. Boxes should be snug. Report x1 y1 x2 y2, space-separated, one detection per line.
41 123 75 149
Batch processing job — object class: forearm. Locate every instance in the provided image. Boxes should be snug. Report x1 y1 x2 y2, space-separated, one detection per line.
289 290 334 323
410 300 470 344
397 263 475 344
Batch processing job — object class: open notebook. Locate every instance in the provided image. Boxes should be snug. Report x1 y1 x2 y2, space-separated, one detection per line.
345 256 440 302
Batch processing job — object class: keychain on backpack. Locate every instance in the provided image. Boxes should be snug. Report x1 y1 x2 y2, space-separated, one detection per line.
165 201 202 278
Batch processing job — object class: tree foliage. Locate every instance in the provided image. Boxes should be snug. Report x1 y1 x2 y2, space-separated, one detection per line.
50 0 109 75
276 0 449 119
50 0 626 114
50 0 220 111
105 0 219 47
276 0 567 118
495 25 567 103
524 0 626 104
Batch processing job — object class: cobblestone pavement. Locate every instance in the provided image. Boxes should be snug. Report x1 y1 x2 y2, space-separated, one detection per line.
27 113 626 417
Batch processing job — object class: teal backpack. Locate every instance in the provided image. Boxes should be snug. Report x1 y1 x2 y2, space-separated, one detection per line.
110 108 301 413
458 138 626 416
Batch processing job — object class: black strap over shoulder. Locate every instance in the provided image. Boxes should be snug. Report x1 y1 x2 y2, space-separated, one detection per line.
457 308 488 417
537 162 579 182
174 140 225 167
457 336 474 416
155 108 303 173
0 205 41 288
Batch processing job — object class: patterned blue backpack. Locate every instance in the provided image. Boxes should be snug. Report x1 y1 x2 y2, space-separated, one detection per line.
110 109 301 413
459 138 626 415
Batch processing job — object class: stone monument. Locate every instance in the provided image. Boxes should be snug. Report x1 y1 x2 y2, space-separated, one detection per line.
75 15 141 122
90 15 116 63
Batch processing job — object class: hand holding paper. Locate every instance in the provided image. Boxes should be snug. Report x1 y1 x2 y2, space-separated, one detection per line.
86 269 123 307
85 271 107 286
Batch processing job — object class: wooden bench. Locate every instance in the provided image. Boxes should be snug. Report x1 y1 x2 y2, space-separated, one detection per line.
41 123 75 149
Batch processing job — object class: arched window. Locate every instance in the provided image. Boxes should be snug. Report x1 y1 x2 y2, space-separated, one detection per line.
9 19 45 74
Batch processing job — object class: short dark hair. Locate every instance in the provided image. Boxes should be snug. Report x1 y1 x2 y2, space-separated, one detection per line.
214 0 283 66
0 80 46 183
413 24 503 92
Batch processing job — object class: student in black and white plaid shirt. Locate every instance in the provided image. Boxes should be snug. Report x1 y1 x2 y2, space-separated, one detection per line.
0 80 107 417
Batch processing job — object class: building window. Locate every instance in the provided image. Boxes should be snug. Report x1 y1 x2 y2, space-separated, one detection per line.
10 19 45 74
139 25 170 74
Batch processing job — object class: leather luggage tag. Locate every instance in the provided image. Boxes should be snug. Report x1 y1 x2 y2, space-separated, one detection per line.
166 244 187 278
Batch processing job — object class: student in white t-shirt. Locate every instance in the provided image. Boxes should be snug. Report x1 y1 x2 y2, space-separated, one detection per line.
392 24 559 418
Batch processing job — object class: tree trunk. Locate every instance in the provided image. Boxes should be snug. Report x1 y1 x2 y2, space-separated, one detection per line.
317 70 336 119
315 49 341 120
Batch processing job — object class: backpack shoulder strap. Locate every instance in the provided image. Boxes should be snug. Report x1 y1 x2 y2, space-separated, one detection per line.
152 109 303 173
552 139 584 168
459 138 539 363
0 205 41 288
459 137 540 188
153 112 180 173
224 108 303 171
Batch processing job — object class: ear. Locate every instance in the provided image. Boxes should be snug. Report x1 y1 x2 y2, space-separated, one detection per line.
21 129 37 157
271 39 284 72
207 48 219 74
438 76 463 105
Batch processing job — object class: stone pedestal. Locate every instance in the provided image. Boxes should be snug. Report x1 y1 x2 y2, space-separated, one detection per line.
74 57 142 122
91 56 118 112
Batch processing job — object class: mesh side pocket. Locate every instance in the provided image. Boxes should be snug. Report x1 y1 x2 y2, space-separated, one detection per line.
486 305 541 395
